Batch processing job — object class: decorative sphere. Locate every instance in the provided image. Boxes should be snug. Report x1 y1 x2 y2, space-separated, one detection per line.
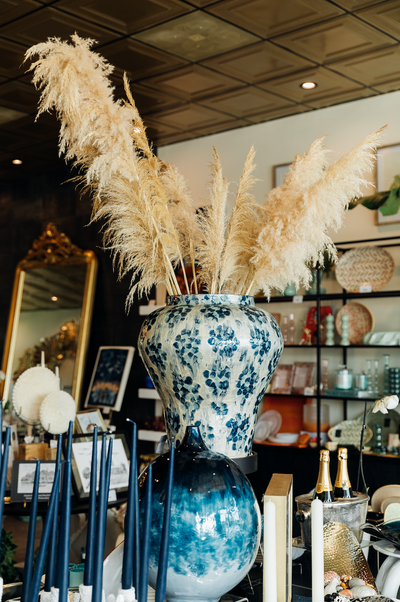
140 426 261 602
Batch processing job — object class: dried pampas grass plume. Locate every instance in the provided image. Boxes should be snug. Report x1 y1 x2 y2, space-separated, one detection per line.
249 127 386 296
197 147 229 294
25 34 385 303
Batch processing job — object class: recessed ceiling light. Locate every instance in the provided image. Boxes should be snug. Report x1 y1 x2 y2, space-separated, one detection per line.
12 159 23 165
301 81 317 90
51 296 58 302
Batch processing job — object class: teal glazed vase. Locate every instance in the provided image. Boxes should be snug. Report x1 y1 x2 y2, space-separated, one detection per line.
138 294 283 458
140 426 261 602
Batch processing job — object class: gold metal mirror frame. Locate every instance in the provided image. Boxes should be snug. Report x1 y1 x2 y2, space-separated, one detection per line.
1 223 98 409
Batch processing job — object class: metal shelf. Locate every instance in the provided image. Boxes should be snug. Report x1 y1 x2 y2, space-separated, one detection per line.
255 289 400 304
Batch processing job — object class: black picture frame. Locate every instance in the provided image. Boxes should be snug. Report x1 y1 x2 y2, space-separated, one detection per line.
64 431 130 502
84 346 135 412
11 460 61 503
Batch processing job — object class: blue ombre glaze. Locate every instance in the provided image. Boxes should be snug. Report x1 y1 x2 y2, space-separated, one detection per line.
138 294 283 458
140 427 261 602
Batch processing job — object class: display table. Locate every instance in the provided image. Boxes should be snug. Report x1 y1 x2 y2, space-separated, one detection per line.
3 493 127 517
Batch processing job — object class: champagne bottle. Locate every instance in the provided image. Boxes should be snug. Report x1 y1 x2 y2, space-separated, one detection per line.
313 449 335 502
334 447 353 498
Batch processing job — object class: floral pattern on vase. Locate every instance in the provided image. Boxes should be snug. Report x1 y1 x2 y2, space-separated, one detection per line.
138 294 283 458
140 426 262 602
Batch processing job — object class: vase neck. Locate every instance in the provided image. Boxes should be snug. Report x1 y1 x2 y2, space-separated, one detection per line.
167 294 254 307
177 426 208 454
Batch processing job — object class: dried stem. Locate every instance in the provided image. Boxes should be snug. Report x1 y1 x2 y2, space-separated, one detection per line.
190 240 198 295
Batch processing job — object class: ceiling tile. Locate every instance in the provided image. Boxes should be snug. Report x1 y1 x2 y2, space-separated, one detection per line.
305 86 377 108
114 82 185 114
0 6 118 47
329 45 400 87
356 0 400 41
0 105 28 125
0 0 41 26
0 112 59 140
141 64 244 101
0 38 28 78
246 104 311 123
207 0 344 38
56 0 193 35
373 80 400 92
156 131 197 146
273 14 396 63
0 81 39 112
199 86 296 118
192 117 249 135
333 0 389 9
258 66 364 102
147 103 237 131
143 116 187 139
0 128 29 150
101 39 188 80
183 0 220 6
132 11 259 62
201 41 316 84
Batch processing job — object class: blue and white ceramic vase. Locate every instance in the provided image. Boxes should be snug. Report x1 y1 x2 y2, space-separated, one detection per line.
140 426 261 602
138 294 283 458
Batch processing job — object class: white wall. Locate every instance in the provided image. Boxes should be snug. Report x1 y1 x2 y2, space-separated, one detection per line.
159 91 400 429
159 90 400 243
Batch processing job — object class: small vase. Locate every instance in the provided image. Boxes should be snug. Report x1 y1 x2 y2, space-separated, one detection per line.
306 270 326 295
138 294 283 458
140 426 262 602
284 282 296 296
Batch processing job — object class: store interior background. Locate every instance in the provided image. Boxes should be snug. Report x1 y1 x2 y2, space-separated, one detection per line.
1 0 400 451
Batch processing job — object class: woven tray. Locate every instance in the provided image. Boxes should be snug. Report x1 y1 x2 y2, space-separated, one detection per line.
336 246 395 292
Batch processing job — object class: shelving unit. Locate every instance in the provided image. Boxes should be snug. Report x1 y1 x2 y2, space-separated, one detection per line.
255 235 400 450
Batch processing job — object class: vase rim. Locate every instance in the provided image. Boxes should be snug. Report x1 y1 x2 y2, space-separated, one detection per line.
167 293 255 306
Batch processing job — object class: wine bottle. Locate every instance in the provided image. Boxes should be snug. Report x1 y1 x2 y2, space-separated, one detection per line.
334 447 353 498
313 449 335 502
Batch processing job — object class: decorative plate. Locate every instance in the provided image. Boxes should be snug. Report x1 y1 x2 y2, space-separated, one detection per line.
335 302 374 344
257 410 282 437
336 246 395 293
371 485 400 513
328 419 373 446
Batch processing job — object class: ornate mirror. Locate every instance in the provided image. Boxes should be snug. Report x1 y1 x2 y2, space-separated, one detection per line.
1 223 97 409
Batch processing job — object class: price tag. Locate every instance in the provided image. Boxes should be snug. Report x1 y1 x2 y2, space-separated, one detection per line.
359 285 372 293
108 490 117 502
292 295 303 304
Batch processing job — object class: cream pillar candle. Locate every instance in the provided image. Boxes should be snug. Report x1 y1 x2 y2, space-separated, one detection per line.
263 499 277 602
311 498 324 602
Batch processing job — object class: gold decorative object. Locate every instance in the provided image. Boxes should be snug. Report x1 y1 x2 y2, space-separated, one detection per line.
336 246 395 293
22 222 84 265
1 223 97 409
323 521 376 590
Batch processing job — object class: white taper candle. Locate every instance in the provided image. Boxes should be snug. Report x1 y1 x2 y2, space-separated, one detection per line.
311 498 324 602
264 499 277 602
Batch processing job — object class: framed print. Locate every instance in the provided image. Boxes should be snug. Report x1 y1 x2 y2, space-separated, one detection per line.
84 346 135 411
376 144 400 224
76 409 107 435
291 361 316 395
68 432 130 501
270 365 293 394
11 460 59 503
273 163 291 188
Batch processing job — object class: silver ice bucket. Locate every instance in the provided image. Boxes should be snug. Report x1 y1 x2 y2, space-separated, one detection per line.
295 492 369 549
